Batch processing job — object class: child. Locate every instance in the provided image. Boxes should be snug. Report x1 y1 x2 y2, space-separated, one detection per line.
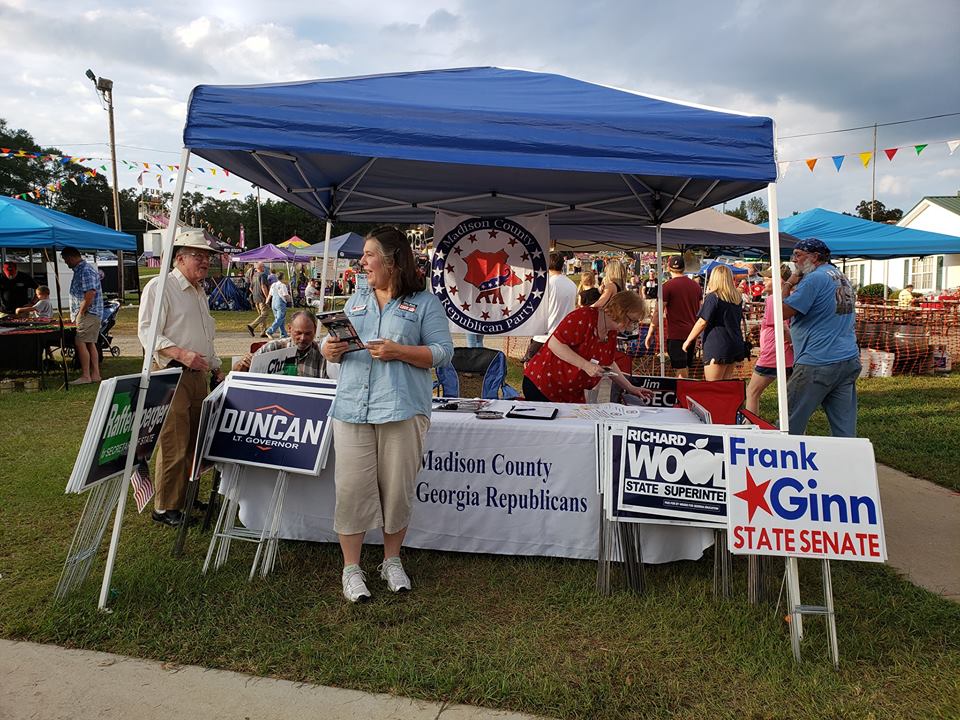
16 285 53 320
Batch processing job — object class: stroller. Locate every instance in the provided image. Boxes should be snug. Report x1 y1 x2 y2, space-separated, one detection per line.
98 300 122 358
63 300 121 363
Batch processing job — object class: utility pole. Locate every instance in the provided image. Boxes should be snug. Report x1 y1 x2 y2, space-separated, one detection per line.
86 69 124 299
871 123 877 221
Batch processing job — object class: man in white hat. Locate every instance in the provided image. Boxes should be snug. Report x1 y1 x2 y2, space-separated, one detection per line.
138 229 224 527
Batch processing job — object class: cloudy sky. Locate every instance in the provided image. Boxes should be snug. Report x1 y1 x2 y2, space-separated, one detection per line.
2 0 958 219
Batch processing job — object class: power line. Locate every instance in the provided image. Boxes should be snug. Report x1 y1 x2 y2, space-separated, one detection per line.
780 112 960 140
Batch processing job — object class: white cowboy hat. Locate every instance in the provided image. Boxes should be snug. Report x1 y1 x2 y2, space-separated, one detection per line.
174 228 216 251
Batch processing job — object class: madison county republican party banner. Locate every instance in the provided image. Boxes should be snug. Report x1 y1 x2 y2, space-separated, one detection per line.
431 211 549 336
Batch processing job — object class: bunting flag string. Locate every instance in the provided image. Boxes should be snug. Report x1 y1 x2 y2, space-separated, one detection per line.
778 137 959 172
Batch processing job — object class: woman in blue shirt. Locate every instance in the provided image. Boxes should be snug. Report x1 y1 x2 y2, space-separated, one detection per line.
321 226 454 602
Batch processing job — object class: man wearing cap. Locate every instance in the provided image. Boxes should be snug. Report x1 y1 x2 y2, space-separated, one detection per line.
1 260 39 315
138 229 224 527
781 238 860 437
60 247 104 385
645 255 701 377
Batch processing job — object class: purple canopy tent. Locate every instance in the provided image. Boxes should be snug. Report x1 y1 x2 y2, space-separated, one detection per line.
229 243 296 263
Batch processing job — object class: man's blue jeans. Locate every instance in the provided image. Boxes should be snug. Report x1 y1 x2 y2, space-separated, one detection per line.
267 301 288 337
786 357 861 437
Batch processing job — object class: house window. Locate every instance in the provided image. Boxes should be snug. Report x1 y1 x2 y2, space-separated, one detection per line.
910 256 937 292
844 264 864 288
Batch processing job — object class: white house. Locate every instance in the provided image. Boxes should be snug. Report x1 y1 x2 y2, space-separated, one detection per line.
842 196 960 294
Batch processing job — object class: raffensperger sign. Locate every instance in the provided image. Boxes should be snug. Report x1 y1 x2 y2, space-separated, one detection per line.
724 433 886 562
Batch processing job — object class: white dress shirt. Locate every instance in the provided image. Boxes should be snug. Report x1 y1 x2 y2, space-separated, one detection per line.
138 268 218 369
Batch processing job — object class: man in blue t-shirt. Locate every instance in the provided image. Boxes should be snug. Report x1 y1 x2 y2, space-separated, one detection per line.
781 238 860 437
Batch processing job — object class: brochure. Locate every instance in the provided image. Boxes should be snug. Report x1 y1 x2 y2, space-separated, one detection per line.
316 311 364 353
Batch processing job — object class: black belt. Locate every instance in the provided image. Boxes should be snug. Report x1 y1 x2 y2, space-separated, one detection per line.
167 360 204 373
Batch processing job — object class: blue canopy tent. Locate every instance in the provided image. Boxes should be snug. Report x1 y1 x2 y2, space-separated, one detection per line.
0 195 136 250
0 196 137 391
99 68 793 613
772 208 960 259
296 232 366 259
698 259 750 276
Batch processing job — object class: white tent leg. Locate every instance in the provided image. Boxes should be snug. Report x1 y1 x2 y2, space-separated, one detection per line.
318 220 333 311
97 147 193 611
656 225 665 376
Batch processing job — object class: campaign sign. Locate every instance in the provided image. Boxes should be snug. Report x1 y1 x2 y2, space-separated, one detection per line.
613 424 727 526
205 384 332 475
78 369 182 492
725 433 886 562
624 376 677 408
249 346 296 375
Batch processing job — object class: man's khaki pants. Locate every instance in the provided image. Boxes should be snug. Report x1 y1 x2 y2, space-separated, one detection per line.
251 300 271 332
154 368 207 511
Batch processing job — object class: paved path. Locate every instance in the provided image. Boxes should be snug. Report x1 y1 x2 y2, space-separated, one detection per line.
876 464 960 602
0 639 546 720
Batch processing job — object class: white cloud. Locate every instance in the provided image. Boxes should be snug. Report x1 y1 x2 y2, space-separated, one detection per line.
176 16 211 48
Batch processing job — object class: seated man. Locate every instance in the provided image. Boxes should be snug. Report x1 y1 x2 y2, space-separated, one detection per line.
898 284 914 308
304 279 322 309
233 310 328 378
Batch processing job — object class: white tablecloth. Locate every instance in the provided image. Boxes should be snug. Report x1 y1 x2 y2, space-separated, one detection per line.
219 402 715 563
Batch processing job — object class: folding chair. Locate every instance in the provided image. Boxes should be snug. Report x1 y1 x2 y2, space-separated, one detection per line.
435 346 519 399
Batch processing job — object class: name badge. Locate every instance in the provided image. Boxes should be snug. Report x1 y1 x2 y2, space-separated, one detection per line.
398 302 418 313
350 304 367 314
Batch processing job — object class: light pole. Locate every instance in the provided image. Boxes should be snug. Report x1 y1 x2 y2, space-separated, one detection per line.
102 205 109 226
86 69 124 299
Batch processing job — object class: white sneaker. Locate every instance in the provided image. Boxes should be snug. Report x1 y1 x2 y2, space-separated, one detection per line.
341 565 371 603
379 557 411 592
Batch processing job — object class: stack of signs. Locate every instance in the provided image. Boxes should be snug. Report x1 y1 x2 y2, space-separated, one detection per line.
598 423 732 528
725 432 886 562
202 372 337 475
65 368 183 494
248 345 297 375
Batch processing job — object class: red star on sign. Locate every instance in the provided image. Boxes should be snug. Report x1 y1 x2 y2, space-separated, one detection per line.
521 251 530 261
733 468 772 523
446 264 454 273
517 293 526 302
501 307 511 317
488 230 499 238
507 237 518 247
481 311 490 320
461 302 471 311
469 234 478 244
525 273 533 282
450 285 458 296
453 246 463 256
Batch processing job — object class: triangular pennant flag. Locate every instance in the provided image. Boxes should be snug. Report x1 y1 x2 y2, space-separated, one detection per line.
210 168 217 175
947 140 960 156
137 172 143 186
1 147 9 153
914 144 927 156
223 169 229 176
143 162 150 169
805 158 818 172
859 152 872 168
219 189 226 193
197 167 205 173
832 155 844 171
884 148 898 161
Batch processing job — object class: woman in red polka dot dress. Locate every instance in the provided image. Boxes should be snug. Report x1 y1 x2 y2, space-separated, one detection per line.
523 291 652 403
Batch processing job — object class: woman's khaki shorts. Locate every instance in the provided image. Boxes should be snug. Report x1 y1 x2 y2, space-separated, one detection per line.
76 312 100 343
332 415 430 535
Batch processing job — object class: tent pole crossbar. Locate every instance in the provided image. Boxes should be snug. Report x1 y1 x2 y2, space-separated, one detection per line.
252 149 298 162
575 194 648 210
332 158 377 216
619 174 656 221
570 207 652 221
251 152 294 194
694 180 722 207
659 179 692 219
290 160 330 216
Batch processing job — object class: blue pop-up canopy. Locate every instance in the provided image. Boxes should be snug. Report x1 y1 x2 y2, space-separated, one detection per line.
183 67 777 226
0 195 136 250
296 232 366 259
773 208 960 259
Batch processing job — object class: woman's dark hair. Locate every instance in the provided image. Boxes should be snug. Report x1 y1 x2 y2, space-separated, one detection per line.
366 225 423 298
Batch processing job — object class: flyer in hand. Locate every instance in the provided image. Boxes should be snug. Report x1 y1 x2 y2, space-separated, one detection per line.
316 311 364 353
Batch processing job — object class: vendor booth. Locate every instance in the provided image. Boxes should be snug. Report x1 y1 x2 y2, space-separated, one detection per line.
102 66 793 612
0 196 136 386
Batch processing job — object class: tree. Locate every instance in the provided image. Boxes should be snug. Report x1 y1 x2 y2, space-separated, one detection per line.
725 196 768 225
855 200 903 223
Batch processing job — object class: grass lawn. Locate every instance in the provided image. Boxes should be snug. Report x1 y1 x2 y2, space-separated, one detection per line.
0 359 958 718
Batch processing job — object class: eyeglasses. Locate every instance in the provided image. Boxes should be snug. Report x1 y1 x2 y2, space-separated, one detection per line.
181 251 211 261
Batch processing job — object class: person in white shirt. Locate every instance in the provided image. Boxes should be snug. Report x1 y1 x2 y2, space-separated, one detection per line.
138 229 223 528
266 271 293 338
304 279 322 309
523 252 578 363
